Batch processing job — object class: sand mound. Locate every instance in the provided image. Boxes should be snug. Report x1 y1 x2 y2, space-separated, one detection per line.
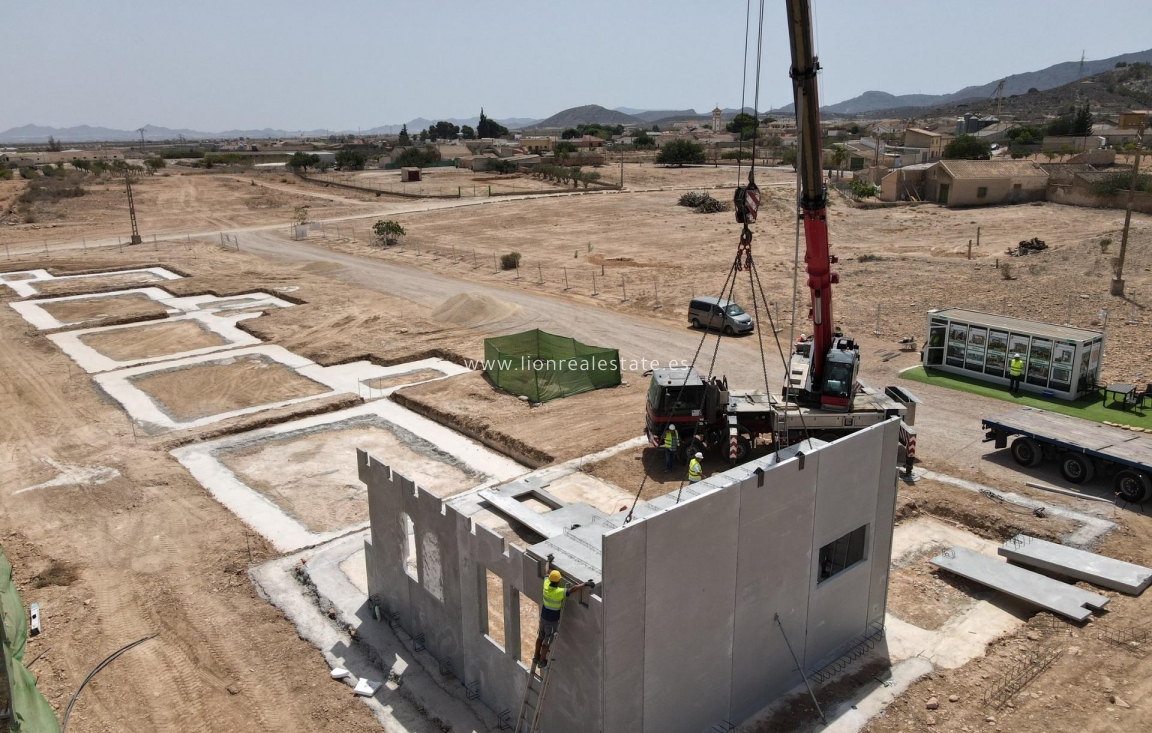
431 292 522 326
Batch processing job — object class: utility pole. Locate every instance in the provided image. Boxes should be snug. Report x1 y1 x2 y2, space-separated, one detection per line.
1111 113 1148 296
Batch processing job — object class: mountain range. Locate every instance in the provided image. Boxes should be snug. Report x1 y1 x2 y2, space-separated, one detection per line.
4 47 1149 144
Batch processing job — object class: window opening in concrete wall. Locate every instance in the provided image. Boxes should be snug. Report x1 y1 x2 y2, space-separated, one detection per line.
399 512 417 580
818 524 868 584
484 569 506 650
517 590 540 664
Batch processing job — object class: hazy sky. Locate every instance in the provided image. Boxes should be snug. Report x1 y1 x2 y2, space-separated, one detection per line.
5 0 1150 132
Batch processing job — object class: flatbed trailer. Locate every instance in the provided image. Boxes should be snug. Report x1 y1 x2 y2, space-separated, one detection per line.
982 407 1152 502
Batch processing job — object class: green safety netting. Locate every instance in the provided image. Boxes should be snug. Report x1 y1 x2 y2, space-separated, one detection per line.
2 547 61 733
484 329 621 403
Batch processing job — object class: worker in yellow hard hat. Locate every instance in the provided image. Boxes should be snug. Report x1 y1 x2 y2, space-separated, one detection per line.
533 569 593 667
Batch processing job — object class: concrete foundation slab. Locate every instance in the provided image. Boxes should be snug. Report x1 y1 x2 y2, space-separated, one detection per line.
47 309 264 372
998 534 1152 595
930 546 1110 622
0 266 181 297
10 287 294 330
173 395 525 552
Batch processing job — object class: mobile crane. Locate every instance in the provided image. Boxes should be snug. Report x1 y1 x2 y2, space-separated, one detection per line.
645 0 920 462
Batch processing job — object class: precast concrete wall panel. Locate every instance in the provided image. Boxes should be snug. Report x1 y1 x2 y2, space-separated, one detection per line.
804 423 884 669
867 421 901 629
729 455 819 721
642 487 740 733
601 520 648 733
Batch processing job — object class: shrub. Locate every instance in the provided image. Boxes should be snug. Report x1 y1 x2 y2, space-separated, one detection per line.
500 252 521 270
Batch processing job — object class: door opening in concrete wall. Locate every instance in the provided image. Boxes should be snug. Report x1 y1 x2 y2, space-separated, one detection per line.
399 512 417 580
517 590 540 664
484 569 506 650
818 524 868 584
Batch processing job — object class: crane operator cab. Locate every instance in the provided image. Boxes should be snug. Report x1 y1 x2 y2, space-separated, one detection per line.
787 333 861 412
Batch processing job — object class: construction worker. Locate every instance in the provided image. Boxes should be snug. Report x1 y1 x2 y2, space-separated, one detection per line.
534 570 593 667
1008 353 1024 394
661 424 679 471
688 451 704 483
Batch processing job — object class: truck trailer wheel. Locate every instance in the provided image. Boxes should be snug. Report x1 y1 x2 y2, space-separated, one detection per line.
1010 437 1043 468
1114 470 1152 503
1059 453 1095 484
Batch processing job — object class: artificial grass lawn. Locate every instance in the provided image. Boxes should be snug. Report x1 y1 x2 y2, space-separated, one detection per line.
900 366 1152 430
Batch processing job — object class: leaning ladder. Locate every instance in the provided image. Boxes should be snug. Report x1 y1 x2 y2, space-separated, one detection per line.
514 603 565 733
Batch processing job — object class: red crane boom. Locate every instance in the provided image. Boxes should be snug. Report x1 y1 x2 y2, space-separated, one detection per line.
784 0 858 411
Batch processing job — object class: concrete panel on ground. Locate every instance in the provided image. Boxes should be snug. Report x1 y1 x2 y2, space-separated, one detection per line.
642 486 740 733
931 546 1110 622
999 534 1152 595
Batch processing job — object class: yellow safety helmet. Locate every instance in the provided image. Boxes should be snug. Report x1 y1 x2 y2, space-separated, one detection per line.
548 570 561 583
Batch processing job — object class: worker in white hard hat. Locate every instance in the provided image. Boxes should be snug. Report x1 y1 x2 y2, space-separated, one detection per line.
688 451 704 483
533 569 593 667
1008 352 1025 394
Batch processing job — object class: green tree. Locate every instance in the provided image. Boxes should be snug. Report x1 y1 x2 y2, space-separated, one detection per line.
288 151 321 171
781 146 798 169
725 112 758 140
372 219 406 246
554 141 576 159
477 109 509 138
943 134 992 160
394 147 439 168
656 139 705 166
426 120 460 141
829 144 848 179
461 125 476 140
144 157 166 174
335 148 368 170
1071 103 1093 137
398 124 410 145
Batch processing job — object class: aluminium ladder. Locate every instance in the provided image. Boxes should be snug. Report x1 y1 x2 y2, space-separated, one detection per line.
513 601 566 733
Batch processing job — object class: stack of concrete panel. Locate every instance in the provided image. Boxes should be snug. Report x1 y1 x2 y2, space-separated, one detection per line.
999 534 1152 595
930 547 1110 622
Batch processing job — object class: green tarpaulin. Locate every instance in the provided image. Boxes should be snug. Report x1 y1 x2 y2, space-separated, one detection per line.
484 329 621 403
1 547 61 733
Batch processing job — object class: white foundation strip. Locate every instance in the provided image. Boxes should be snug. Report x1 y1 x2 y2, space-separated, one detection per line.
172 396 525 552
0 266 182 297
10 287 296 330
47 310 265 373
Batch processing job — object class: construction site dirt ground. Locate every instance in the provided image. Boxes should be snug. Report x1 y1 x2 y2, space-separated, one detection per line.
2 164 1152 733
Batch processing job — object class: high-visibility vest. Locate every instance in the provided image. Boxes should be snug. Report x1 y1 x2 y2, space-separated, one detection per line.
663 429 677 449
1009 358 1024 376
542 580 565 611
688 458 703 481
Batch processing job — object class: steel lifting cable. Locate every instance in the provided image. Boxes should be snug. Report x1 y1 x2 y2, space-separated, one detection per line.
623 256 743 523
735 0 752 186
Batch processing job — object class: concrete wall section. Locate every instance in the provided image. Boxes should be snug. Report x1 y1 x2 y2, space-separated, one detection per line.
601 521 647 733
641 486 740 733
805 422 884 669
361 450 603 733
729 454 819 722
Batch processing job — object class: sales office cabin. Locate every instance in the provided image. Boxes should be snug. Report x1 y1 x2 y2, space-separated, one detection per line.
924 309 1104 400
